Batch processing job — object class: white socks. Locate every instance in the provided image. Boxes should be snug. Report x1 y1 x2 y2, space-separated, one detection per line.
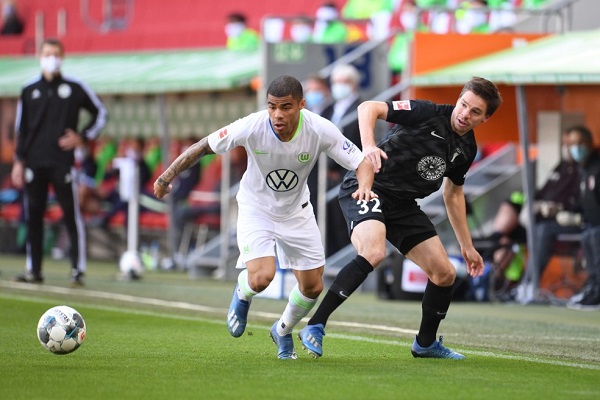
236 269 257 302
277 284 317 336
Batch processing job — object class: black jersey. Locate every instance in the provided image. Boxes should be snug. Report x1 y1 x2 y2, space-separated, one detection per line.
15 74 107 168
341 99 477 200
535 160 580 213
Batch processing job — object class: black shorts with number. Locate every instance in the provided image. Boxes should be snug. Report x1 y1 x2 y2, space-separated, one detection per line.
338 185 437 255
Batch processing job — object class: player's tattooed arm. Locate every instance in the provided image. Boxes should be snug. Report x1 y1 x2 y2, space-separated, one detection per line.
154 137 214 198
161 137 214 185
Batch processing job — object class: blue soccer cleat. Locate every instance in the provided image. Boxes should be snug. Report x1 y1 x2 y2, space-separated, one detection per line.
298 323 325 358
269 321 297 360
411 336 465 359
227 285 250 338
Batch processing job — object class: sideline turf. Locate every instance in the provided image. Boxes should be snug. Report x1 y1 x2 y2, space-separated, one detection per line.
0 295 598 400
0 255 598 399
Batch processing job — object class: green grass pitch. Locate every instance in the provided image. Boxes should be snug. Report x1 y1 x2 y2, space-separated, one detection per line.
0 255 598 400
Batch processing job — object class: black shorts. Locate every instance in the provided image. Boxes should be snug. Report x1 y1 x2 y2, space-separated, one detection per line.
338 186 437 255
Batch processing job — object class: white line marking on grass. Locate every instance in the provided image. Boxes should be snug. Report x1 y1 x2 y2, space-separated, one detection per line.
2 281 599 370
331 334 600 370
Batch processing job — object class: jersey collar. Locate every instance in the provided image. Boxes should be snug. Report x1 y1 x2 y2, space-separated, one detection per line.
269 110 304 142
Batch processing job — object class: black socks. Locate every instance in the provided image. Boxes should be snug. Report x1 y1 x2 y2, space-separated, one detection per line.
308 255 373 326
417 279 453 348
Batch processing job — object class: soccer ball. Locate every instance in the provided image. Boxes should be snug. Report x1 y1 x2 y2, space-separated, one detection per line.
37 305 86 355
119 250 144 280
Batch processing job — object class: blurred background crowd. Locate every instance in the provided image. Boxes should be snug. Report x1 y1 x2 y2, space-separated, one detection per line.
1 0 599 306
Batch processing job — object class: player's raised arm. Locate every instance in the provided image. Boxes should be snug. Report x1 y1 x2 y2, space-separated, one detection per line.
154 136 214 199
357 101 388 173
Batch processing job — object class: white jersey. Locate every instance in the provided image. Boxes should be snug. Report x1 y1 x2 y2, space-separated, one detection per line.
207 109 364 220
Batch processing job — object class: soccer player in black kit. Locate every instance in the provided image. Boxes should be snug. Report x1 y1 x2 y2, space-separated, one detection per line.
11 38 107 286
299 77 503 359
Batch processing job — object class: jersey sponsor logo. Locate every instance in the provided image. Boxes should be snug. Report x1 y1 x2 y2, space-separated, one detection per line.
58 83 72 99
342 140 356 154
266 169 299 192
392 100 411 111
416 155 446 181
430 131 445 140
254 150 269 155
218 128 228 139
298 152 311 163
32 89 41 100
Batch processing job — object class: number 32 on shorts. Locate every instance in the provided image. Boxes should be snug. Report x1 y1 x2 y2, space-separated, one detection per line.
356 198 382 214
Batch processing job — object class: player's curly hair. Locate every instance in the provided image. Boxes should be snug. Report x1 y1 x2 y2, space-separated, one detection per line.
461 76 503 117
267 75 304 101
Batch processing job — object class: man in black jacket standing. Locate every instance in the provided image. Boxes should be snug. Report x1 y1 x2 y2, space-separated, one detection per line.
321 63 363 255
11 38 108 286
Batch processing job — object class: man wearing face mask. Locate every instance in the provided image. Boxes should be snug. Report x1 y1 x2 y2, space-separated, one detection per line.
388 0 426 81
323 64 362 152
558 126 600 309
312 2 348 44
289 16 314 44
487 130 581 301
304 75 333 117
484 132 581 302
11 38 107 286
321 64 363 255
225 12 259 52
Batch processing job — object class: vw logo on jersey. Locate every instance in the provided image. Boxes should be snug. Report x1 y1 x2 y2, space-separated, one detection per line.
266 169 299 192
416 155 446 181
58 83 72 99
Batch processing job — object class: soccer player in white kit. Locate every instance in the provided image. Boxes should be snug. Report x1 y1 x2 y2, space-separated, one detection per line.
154 75 375 359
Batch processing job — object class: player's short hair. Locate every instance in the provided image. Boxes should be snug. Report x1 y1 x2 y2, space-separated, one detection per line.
40 38 65 55
460 76 502 117
267 75 304 101
566 125 594 145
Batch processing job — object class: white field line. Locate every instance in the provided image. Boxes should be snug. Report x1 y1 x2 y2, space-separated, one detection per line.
2 281 599 371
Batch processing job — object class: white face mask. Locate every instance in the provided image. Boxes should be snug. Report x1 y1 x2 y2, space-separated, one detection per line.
40 56 62 74
331 83 353 101
290 24 312 43
225 22 245 38
400 11 417 31
126 148 141 161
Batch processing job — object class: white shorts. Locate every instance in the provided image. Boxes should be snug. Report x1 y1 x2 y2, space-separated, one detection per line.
235 202 325 271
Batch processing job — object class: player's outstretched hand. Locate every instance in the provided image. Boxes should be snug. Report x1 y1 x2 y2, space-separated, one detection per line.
363 144 388 173
153 178 172 199
352 187 378 202
462 245 484 278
